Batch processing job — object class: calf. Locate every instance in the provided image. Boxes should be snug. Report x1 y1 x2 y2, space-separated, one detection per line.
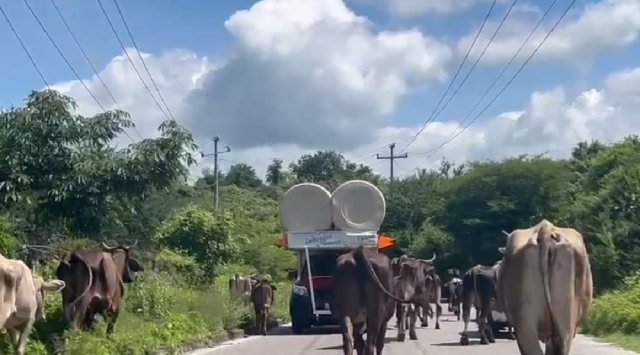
250 279 276 336
446 277 463 320
1 254 65 355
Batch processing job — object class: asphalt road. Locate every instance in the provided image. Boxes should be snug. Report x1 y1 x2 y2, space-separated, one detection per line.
191 305 637 355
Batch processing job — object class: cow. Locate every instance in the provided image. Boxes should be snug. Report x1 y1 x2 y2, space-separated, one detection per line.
55 242 143 335
250 279 276 336
498 220 593 355
459 260 503 346
393 254 438 342
331 246 412 355
1 254 65 355
229 273 257 305
445 276 463 320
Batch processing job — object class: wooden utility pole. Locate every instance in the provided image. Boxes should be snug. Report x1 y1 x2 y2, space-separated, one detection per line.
376 143 407 198
201 136 231 210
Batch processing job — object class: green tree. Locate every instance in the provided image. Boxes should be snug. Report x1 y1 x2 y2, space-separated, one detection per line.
266 158 284 186
224 163 262 188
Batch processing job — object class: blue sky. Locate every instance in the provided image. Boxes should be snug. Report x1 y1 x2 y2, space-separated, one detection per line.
2 0 640 178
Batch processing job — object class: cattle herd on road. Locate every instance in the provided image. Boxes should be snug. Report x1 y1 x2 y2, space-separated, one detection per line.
0 219 595 355
329 219 593 355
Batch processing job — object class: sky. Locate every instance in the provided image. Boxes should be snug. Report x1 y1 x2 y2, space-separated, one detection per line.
2 0 640 181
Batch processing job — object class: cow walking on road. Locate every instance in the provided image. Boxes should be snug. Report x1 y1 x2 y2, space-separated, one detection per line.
230 274 257 305
498 220 593 355
250 279 276 336
445 276 463 320
459 261 502 346
55 242 143 335
331 246 411 355
1 253 65 355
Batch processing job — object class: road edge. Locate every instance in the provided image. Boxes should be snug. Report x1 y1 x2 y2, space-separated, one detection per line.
182 320 289 355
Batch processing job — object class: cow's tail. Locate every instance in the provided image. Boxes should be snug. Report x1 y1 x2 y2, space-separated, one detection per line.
68 253 93 321
538 220 556 325
353 247 412 304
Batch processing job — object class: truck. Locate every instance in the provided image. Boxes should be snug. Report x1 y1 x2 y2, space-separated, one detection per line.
278 231 395 334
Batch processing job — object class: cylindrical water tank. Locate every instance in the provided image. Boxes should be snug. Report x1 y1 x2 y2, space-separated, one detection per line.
279 183 333 231
331 180 386 232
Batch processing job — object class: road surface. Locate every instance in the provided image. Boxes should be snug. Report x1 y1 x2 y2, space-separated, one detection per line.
190 305 637 355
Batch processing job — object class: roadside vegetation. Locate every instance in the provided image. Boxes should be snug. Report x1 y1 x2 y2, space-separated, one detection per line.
1 89 639 352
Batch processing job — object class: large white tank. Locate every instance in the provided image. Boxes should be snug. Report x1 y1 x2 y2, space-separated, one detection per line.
280 183 333 231
331 180 386 232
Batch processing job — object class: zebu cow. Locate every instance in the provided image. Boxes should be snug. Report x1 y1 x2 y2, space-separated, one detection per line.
331 246 411 355
250 279 276 336
1 254 65 355
445 276 463 320
393 254 438 342
459 260 503 345
55 242 143 335
498 220 593 355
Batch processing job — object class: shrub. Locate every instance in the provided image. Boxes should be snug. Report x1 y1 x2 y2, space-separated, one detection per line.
583 271 640 336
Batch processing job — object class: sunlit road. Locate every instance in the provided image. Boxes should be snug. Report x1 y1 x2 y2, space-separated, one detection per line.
190 304 637 355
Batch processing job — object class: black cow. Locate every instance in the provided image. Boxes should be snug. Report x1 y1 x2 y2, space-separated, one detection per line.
459 263 499 346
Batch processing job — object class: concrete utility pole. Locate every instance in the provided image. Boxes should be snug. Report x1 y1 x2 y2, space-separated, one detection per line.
201 136 231 210
376 143 408 199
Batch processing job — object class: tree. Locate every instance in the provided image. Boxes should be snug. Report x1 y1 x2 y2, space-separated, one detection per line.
0 90 197 238
289 150 381 188
224 163 262 188
266 158 283 186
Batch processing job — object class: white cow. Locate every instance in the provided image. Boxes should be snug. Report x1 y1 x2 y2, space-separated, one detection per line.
498 220 593 355
1 254 65 355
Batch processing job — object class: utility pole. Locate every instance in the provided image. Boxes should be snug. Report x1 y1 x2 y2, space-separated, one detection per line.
201 136 231 210
376 143 407 198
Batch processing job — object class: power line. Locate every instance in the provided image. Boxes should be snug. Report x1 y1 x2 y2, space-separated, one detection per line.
0 4 49 88
404 0 577 176
397 0 498 154
21 0 136 144
48 0 143 141
110 0 176 121
95 0 171 121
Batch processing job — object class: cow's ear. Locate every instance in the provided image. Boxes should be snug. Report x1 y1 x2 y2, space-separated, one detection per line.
128 257 144 272
498 247 506 254
43 280 66 292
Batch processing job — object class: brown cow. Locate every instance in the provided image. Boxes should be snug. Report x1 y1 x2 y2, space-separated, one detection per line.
55 242 143 335
250 279 276 336
498 220 593 355
331 246 412 355
393 254 437 342
1 254 65 355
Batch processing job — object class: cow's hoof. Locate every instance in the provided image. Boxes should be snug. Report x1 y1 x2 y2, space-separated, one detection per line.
409 332 418 340
480 338 489 345
435 323 440 330
397 333 406 342
489 337 496 344
420 322 428 327
460 336 469 346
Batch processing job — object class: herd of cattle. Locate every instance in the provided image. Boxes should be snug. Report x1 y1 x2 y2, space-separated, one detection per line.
1 242 143 355
0 219 595 355
331 219 593 355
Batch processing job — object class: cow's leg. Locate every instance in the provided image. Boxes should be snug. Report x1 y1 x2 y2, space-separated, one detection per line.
485 306 496 343
6 328 19 351
434 302 441 330
365 310 384 355
507 323 516 340
261 308 268 335
395 302 401 328
376 322 388 355
396 305 406 342
13 319 34 355
408 303 418 340
340 316 355 355
459 292 473 345
354 330 365 355
545 245 577 355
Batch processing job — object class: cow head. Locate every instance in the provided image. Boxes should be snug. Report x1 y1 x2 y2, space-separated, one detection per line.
32 277 65 321
102 242 144 283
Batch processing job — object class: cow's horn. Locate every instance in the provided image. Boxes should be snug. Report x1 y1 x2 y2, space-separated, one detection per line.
424 253 436 263
501 230 510 237
101 242 114 251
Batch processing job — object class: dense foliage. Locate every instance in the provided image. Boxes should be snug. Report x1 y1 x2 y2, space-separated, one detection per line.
0 89 637 352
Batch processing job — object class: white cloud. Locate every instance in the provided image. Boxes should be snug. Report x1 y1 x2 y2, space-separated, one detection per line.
387 0 493 17
50 0 640 182
457 0 640 64
182 0 451 151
